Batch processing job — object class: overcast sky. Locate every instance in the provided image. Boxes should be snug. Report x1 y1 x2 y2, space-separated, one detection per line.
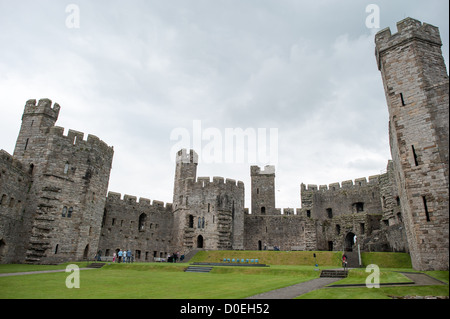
0 0 448 210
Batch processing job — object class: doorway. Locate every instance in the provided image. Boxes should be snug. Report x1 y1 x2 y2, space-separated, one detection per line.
345 232 356 252
197 235 204 248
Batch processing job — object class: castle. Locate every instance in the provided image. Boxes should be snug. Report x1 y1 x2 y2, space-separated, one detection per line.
0 18 448 271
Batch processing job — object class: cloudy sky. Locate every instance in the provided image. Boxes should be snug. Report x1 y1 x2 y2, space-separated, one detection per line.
0 0 448 210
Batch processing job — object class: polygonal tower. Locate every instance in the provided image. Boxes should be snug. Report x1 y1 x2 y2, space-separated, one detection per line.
250 165 276 215
375 18 449 270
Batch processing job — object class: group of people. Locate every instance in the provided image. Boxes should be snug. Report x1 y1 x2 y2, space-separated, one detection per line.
167 251 184 263
113 249 133 263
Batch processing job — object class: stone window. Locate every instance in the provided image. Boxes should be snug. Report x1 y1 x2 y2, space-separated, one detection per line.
400 92 406 106
411 145 419 166
62 206 68 217
64 162 69 174
306 210 311 218
54 244 59 254
326 208 333 218
422 196 431 222
0 194 6 205
138 213 147 231
336 224 340 235
360 223 365 234
353 202 364 213
261 207 266 215
188 215 194 228
67 207 73 218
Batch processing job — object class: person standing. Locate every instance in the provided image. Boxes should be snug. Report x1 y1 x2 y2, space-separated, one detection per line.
118 249 123 263
127 249 132 263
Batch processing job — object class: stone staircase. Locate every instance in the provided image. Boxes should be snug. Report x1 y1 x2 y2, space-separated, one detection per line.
87 263 105 269
182 248 202 263
320 269 348 278
344 250 361 268
184 266 213 273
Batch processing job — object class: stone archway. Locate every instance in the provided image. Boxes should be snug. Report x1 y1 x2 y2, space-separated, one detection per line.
197 235 204 249
345 232 356 252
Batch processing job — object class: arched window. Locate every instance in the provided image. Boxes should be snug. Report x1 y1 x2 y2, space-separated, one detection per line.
138 213 147 231
62 206 68 217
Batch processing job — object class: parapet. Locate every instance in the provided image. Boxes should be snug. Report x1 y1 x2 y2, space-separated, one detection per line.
23 98 60 121
106 191 173 211
184 176 244 190
48 126 113 155
176 149 198 164
251 165 275 176
302 175 382 192
375 17 442 69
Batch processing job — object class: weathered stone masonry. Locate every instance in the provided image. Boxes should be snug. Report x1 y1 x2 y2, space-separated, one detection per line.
0 18 447 271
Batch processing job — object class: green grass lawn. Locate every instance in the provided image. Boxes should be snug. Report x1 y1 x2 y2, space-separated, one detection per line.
0 263 317 299
0 252 447 299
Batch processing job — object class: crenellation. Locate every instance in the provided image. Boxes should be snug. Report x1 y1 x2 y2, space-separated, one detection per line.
1 16 446 270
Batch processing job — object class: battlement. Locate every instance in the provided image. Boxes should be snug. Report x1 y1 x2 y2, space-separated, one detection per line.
176 149 198 164
22 98 60 121
375 18 442 70
49 126 113 154
184 176 244 190
106 191 173 210
301 174 381 192
0 149 25 172
250 165 275 176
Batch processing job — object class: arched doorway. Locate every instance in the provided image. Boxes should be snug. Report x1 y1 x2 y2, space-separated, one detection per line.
345 232 356 252
258 240 262 251
197 235 204 248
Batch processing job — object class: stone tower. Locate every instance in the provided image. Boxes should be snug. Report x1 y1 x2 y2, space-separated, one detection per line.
375 18 449 270
250 165 276 215
12 98 114 264
171 149 245 253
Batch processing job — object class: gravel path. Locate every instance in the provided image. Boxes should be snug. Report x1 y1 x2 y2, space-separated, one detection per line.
246 277 341 299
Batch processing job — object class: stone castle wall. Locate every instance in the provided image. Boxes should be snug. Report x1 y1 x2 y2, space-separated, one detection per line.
0 17 447 270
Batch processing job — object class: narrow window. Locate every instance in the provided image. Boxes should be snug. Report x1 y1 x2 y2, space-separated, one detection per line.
0 194 6 205
261 207 266 215
64 162 69 174
400 93 406 106
54 244 59 254
208 203 210 212
256 188 259 194
202 217 205 229
31 120 34 127
411 145 419 166
422 196 430 222
188 215 194 228
306 210 311 218
112 218 116 226
336 224 341 235
326 208 333 218
360 223 365 234
24 138 29 150
29 164 34 175
67 207 73 218
62 206 67 217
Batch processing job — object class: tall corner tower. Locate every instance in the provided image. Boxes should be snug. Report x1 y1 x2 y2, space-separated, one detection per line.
173 149 198 207
375 18 449 270
13 98 60 165
250 165 276 215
